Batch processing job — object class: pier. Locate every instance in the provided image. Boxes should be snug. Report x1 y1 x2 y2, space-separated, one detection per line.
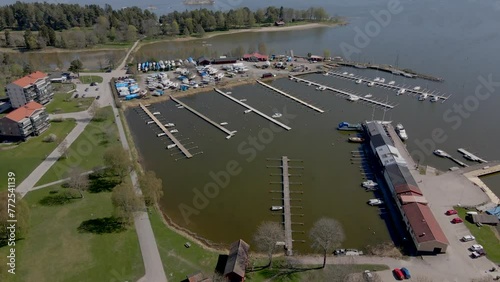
256 80 325 113
434 150 468 167
458 148 487 163
214 88 291 130
325 71 451 101
290 76 396 109
170 96 236 139
139 103 193 158
282 156 293 256
462 161 500 205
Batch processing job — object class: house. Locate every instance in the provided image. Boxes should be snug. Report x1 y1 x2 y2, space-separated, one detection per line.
48 72 69 83
212 57 238 65
242 52 268 62
275 20 285 26
197 56 212 66
223 239 250 282
0 101 50 141
6 71 54 108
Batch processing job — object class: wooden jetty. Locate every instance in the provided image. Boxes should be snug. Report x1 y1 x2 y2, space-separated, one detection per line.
326 71 451 101
170 96 236 139
434 150 468 167
256 80 325 113
139 103 193 158
282 156 293 256
458 148 487 163
214 88 291 130
290 76 395 109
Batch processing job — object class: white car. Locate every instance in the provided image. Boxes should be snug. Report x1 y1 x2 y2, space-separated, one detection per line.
364 270 374 281
470 244 483 251
461 235 475 242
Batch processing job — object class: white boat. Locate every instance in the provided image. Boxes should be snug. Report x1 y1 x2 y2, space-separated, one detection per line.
362 180 378 189
374 77 381 82
152 112 160 115
239 99 247 102
367 81 375 87
355 79 362 84
220 122 228 125
164 123 175 127
348 95 360 102
413 86 421 90
349 73 354 76
433 149 449 158
308 82 312 86
147 121 155 124
342 72 348 75
418 93 428 101
388 81 395 85
367 199 384 206
170 129 178 133
271 206 283 211
430 96 439 102
157 133 166 137
395 123 408 141
167 144 177 149
316 86 326 91
272 113 282 118
397 88 406 95
364 94 373 98
244 109 252 114
177 105 185 109
379 78 385 83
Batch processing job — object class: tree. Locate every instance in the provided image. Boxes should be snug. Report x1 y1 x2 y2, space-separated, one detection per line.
48 28 57 46
0 191 30 247
103 146 131 181
183 27 190 36
323 49 331 60
253 221 284 269
126 25 137 42
138 171 164 206
23 63 33 75
68 166 89 198
23 30 37 50
68 59 83 76
170 20 180 35
4 30 10 47
196 24 205 37
111 182 142 222
309 217 345 268
58 139 69 159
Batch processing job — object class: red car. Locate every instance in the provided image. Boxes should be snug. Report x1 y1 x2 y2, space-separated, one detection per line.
451 217 463 224
393 268 405 280
445 209 458 215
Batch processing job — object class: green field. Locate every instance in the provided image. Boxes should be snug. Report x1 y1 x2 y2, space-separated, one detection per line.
0 120 77 191
0 185 144 282
456 207 500 263
44 92 94 114
79 75 104 84
36 106 119 186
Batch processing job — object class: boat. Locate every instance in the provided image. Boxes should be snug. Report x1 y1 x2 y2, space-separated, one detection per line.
349 73 354 76
347 95 360 102
152 111 161 115
367 81 375 87
367 199 384 206
418 93 428 101
157 133 166 137
397 88 406 95
147 121 155 124
362 180 378 189
354 64 367 69
433 149 449 158
388 81 395 85
395 123 408 141
170 129 179 133
364 94 373 98
272 113 282 118
355 79 362 84
374 77 381 82
164 123 175 127
337 122 363 131
271 206 283 211
316 86 326 91
348 137 365 143
413 86 421 90
220 122 228 126
379 78 385 83
239 99 247 102
244 109 252 114
167 144 177 149
342 72 348 75
430 96 439 102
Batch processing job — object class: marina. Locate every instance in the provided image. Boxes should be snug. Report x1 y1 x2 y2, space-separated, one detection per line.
256 80 325 113
433 149 468 168
290 75 396 109
170 96 236 139
138 103 193 159
458 148 488 163
213 88 292 130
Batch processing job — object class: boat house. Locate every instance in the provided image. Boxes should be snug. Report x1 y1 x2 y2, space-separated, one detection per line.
364 121 449 254
197 56 212 66
223 239 250 282
242 52 268 62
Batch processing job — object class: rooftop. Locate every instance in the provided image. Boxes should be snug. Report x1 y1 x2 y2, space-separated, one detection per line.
11 71 48 88
223 239 250 278
5 101 44 122
402 202 449 245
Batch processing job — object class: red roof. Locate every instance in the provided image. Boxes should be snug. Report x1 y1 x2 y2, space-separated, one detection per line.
402 202 449 245
243 52 268 60
395 184 423 196
5 101 44 122
11 71 48 88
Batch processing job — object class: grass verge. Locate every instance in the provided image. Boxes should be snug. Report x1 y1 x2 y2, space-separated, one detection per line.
35 106 119 186
0 119 77 191
44 92 94 114
79 75 104 84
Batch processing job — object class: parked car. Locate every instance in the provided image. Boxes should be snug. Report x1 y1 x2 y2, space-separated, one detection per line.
470 244 484 251
400 267 411 279
85 88 89 92
96 96 100 100
82 94 86 98
451 218 463 224
90 82 97 86
261 72 276 78
74 94 79 98
393 268 404 280
445 209 458 215
461 235 475 242
471 249 486 258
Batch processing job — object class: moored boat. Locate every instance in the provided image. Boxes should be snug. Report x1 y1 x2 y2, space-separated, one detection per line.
337 122 363 131
395 123 408 141
347 95 360 102
367 199 384 206
362 180 378 189
271 206 283 211
433 149 449 158
272 113 282 118
348 137 365 143
355 79 362 84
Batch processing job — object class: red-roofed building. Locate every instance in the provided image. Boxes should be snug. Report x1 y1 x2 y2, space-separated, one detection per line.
6 71 54 108
242 52 268 62
0 101 50 140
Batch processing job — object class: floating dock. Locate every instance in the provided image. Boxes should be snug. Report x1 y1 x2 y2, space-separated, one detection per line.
256 80 325 113
325 71 451 101
139 103 193 158
458 148 487 163
214 88 291 130
434 150 468 167
290 76 396 109
282 156 293 256
170 96 236 139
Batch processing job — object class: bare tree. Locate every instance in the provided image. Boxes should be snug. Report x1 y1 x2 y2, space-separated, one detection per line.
253 221 285 269
309 217 345 268
138 171 164 206
111 182 142 222
58 139 69 159
68 166 89 198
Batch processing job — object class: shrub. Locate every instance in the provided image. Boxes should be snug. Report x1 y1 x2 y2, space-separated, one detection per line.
43 133 57 142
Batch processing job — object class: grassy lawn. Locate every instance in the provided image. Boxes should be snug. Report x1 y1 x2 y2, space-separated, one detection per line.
94 42 133 49
79 75 104 84
44 92 94 114
36 106 119 186
456 207 500 263
0 185 144 282
0 119 77 191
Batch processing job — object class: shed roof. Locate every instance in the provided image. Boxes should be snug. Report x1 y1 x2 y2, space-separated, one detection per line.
224 239 250 278
471 214 499 225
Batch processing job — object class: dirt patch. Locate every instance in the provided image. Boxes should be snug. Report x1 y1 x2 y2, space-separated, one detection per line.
365 242 403 259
